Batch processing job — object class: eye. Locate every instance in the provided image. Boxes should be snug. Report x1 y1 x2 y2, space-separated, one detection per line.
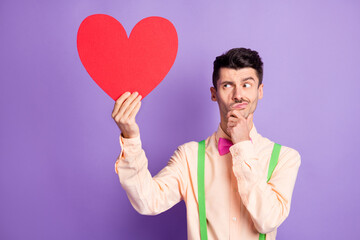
244 83 251 88
223 83 232 88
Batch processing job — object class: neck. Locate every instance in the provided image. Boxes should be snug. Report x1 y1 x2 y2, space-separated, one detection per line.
219 123 231 139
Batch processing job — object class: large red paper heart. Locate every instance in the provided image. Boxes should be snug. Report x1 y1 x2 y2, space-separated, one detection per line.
77 14 178 100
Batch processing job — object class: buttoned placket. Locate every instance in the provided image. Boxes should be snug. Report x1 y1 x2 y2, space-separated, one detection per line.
229 153 241 239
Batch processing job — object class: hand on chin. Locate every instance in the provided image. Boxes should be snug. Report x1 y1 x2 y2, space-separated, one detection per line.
229 108 247 118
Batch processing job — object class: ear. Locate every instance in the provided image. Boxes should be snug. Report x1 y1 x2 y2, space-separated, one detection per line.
258 83 264 100
210 87 217 102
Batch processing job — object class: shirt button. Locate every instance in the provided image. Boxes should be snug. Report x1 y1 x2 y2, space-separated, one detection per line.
232 217 237 221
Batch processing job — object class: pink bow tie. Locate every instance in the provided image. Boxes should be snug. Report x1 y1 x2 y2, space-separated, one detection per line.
218 138 233 155
218 137 253 155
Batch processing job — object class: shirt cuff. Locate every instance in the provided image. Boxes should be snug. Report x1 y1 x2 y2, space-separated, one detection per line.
115 134 142 174
229 140 255 165
119 134 142 158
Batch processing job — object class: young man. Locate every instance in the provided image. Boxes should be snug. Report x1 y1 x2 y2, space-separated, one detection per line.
112 48 301 240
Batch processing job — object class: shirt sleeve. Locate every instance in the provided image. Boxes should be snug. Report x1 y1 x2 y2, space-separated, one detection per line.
114 134 188 215
229 140 301 234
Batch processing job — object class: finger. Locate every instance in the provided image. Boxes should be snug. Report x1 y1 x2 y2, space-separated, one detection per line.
121 94 141 120
128 99 142 120
112 92 131 118
246 113 254 124
116 92 139 119
123 95 142 119
246 113 254 129
227 122 236 128
227 110 243 119
227 116 237 123
227 117 238 126
227 110 236 119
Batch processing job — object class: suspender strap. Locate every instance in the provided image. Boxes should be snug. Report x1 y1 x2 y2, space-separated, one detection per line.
197 141 281 240
267 143 281 182
259 142 282 240
197 140 208 240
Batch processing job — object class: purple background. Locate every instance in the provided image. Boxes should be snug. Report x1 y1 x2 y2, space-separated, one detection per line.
1 0 359 239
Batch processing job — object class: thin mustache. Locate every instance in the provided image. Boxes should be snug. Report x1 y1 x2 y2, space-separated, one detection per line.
230 99 249 108
234 99 248 103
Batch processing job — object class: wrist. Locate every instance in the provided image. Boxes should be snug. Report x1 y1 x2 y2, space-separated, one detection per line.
232 135 251 144
121 132 139 139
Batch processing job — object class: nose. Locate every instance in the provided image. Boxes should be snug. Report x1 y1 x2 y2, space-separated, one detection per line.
232 86 243 102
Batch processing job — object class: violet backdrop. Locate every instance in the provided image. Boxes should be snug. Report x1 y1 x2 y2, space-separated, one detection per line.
1 0 359 239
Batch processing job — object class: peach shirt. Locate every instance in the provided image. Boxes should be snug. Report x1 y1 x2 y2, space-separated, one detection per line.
115 125 301 240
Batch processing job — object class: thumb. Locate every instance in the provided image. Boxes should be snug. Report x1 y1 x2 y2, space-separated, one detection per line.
247 113 254 125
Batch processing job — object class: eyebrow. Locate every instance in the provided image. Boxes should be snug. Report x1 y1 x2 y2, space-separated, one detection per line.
241 77 255 82
220 77 255 85
220 81 234 85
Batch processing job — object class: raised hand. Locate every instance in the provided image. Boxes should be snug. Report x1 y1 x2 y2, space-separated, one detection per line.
226 110 253 144
111 92 142 138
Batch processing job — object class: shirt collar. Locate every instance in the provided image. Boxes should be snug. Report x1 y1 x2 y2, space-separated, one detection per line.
215 123 259 145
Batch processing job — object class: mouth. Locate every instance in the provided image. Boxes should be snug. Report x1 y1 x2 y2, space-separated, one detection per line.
230 102 248 110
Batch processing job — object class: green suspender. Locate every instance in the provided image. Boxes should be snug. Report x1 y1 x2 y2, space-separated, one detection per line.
197 140 208 240
266 143 282 182
197 141 282 240
258 143 282 240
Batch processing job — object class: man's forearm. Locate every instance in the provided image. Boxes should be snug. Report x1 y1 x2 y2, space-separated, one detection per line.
230 141 301 233
115 135 186 215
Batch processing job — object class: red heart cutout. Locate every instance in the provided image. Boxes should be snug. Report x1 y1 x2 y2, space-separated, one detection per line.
77 14 178 100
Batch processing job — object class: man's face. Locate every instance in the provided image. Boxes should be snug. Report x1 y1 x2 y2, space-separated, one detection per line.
210 67 263 124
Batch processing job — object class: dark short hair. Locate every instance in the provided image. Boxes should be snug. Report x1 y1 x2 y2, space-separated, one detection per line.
212 48 263 89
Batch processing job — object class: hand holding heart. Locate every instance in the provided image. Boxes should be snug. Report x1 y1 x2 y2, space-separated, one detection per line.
112 92 142 138
226 111 253 144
